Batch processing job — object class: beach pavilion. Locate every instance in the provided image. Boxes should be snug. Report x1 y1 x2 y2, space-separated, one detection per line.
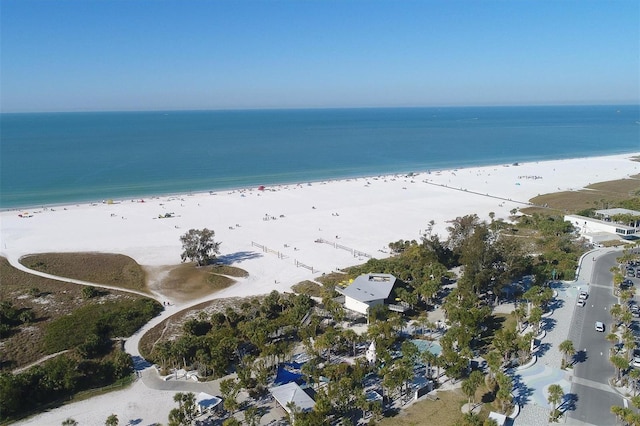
336 273 406 315
195 392 222 414
269 382 315 419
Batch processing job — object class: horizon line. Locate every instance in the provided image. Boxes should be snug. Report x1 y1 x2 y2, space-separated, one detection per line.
2 102 639 115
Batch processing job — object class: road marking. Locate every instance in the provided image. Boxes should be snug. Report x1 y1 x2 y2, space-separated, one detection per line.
572 376 619 395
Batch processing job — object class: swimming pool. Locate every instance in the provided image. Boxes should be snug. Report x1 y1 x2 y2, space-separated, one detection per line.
410 339 442 356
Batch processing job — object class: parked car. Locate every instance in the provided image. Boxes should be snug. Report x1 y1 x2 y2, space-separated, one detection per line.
595 321 605 332
579 291 589 300
577 299 586 307
632 350 640 367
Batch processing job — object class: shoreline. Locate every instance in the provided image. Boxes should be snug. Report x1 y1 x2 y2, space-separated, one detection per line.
2 152 638 274
3 150 638 212
5 151 640 426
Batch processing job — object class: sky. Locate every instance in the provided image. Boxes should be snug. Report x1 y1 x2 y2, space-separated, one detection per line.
1 0 639 112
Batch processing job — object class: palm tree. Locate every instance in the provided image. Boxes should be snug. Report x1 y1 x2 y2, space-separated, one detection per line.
220 378 240 413
623 329 636 361
485 350 502 377
341 328 360 357
611 406 632 425
512 305 527 332
547 384 564 420
610 355 629 382
168 392 197 426
495 373 513 414
421 351 437 379
624 411 640 426
606 332 619 350
629 369 640 397
286 401 302 425
459 412 483 426
621 310 633 329
516 333 534 365
610 304 623 322
529 306 543 335
559 340 575 368
244 405 260 426
461 370 484 406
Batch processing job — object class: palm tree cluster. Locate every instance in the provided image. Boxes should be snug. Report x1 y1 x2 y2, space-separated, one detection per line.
150 291 314 381
155 209 589 424
611 395 640 426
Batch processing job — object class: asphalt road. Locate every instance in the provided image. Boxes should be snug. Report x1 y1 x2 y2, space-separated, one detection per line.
567 251 625 425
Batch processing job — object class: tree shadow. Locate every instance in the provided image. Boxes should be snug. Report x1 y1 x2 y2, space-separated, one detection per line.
536 342 552 358
572 349 588 365
509 370 534 407
481 389 496 404
548 297 564 311
0 359 16 370
541 317 557 333
382 407 400 417
217 251 263 265
560 393 579 413
132 355 152 371
479 315 506 350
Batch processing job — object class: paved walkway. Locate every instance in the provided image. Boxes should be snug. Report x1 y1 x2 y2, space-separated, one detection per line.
512 248 619 425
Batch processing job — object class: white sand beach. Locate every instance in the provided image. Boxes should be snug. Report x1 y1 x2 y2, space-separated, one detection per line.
2 153 639 425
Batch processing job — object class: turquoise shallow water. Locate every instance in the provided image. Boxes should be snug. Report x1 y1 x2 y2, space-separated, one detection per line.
1 105 638 208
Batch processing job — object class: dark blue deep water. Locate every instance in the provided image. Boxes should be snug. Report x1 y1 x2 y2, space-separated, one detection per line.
1 105 638 208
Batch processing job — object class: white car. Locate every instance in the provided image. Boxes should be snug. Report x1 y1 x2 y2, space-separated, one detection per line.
577 299 586 307
579 291 589 300
595 321 605 332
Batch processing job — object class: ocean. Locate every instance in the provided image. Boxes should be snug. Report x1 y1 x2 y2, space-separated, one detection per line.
1 105 638 209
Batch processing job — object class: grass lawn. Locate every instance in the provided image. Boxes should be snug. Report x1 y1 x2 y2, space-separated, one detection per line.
20 252 149 293
378 388 469 426
291 280 324 297
522 175 640 215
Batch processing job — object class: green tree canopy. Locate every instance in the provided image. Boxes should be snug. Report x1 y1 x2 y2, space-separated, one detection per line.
180 228 221 266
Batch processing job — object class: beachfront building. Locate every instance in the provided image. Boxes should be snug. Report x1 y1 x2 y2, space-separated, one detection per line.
594 208 640 227
336 273 404 315
565 209 640 243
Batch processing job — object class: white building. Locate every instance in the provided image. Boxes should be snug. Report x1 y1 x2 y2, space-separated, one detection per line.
565 209 639 242
269 382 315 418
365 341 376 364
336 273 398 315
195 392 222 414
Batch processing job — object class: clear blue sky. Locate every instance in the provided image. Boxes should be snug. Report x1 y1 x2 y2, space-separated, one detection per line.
1 0 639 112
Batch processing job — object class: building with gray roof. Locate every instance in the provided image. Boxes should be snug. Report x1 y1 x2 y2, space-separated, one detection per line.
336 273 398 315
